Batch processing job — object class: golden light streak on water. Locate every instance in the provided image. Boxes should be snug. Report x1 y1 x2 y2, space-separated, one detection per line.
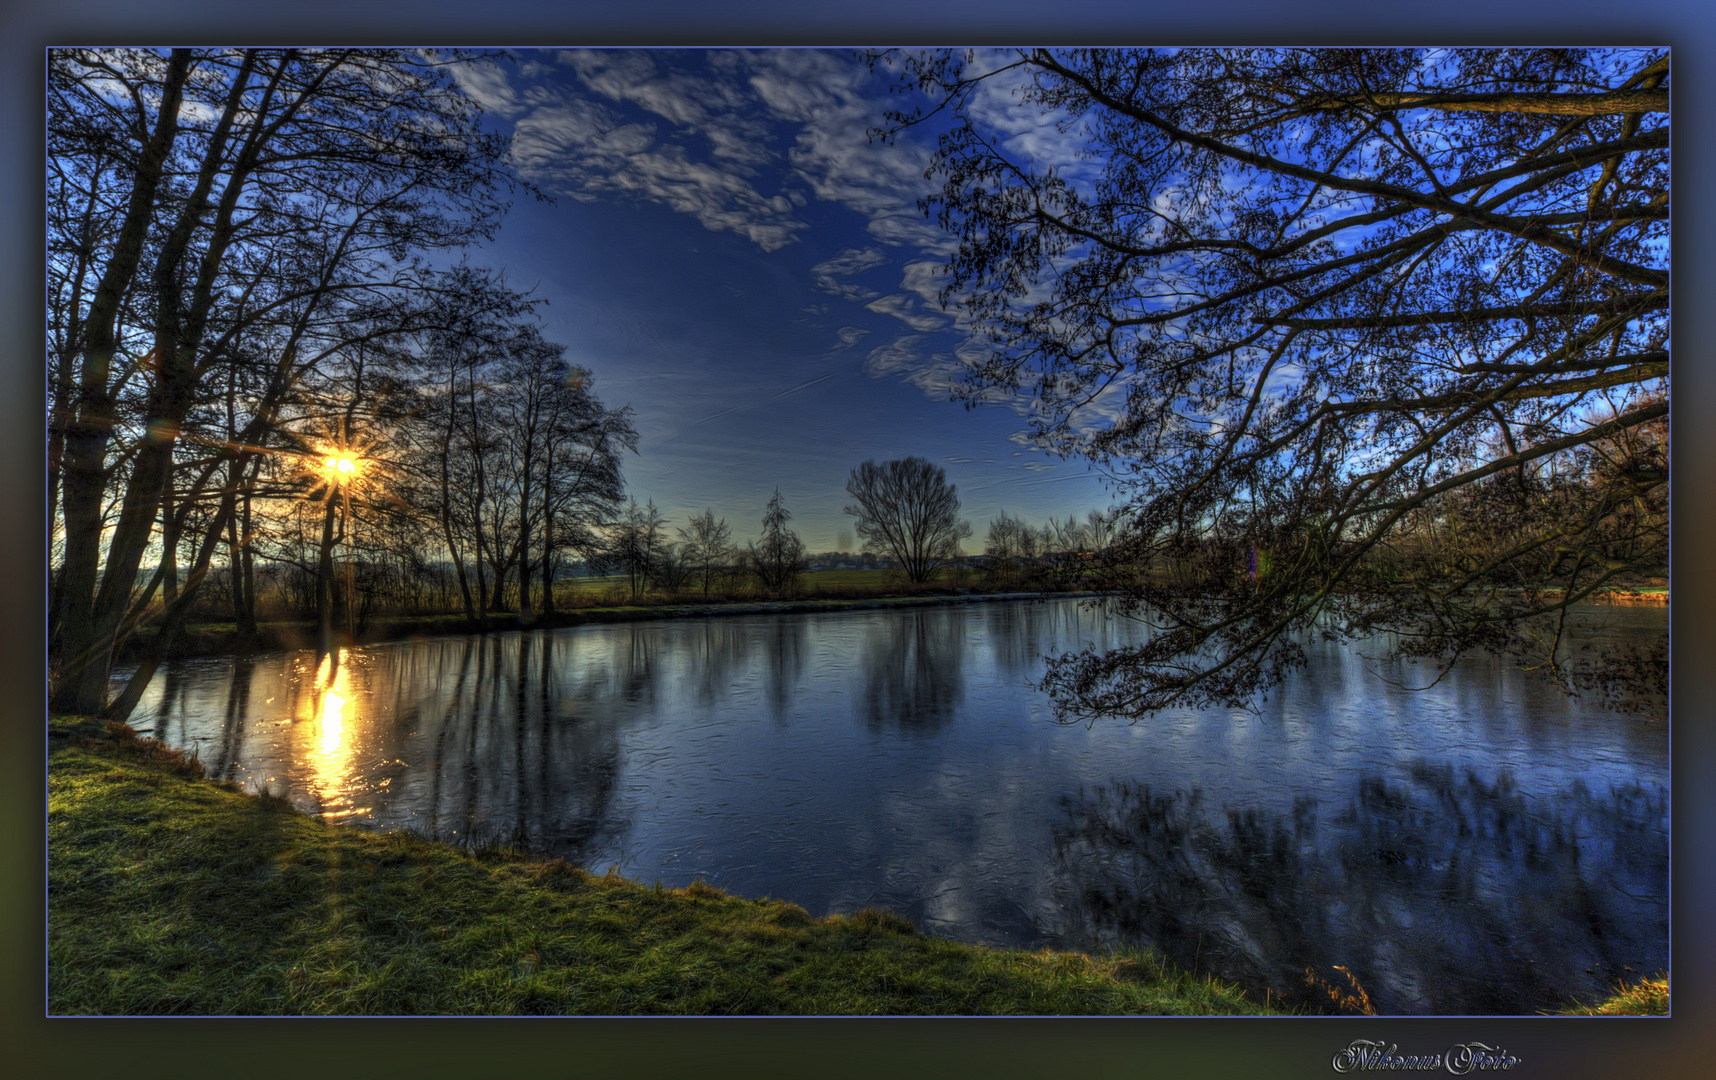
304 650 360 819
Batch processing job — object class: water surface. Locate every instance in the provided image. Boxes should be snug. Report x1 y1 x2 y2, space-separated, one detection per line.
126 597 1668 1014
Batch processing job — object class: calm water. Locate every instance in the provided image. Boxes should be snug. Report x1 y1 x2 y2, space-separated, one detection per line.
123 597 1668 1015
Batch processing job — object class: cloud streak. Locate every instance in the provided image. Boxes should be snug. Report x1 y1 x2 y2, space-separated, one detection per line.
687 369 844 427
500 51 811 251
481 49 1077 415
492 49 950 263
811 247 886 302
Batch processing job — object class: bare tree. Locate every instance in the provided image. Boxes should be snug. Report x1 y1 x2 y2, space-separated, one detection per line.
983 509 1040 587
749 489 805 598
843 457 973 584
48 48 522 718
1038 514 1093 585
648 542 695 595
888 47 1668 720
678 508 735 599
610 498 667 600
532 368 636 614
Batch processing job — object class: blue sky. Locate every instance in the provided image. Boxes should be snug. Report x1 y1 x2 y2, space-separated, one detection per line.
455 48 1113 551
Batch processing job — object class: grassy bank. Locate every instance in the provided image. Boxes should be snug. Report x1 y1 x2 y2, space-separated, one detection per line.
1560 976 1671 1015
48 718 1271 1017
47 719 1667 1017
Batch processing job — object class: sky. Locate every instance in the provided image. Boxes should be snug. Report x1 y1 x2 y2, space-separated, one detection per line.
451 48 1113 551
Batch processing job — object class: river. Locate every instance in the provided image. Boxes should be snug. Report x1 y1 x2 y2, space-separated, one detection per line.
120 596 1668 1015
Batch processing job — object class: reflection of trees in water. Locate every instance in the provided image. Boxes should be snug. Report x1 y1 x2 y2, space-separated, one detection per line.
148 662 190 746
618 626 657 705
988 597 1144 682
1050 765 1667 1014
987 601 1050 679
210 657 255 782
191 616 820 861
686 621 749 709
421 632 624 861
673 616 810 720
861 608 965 735
758 616 808 722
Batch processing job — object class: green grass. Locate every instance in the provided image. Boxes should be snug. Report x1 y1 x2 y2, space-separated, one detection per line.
48 717 1665 1018
48 718 1276 1017
1559 975 1670 1016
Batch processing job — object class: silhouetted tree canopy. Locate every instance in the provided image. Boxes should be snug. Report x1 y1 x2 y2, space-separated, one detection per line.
884 47 1667 719
49 48 531 717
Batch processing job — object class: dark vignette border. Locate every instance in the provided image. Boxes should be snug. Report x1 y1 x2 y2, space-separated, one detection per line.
6 3 1710 1079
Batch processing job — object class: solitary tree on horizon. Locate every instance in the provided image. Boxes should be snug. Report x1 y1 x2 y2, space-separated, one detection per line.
844 456 973 584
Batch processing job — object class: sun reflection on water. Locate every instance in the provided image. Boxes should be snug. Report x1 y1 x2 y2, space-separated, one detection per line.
304 651 360 819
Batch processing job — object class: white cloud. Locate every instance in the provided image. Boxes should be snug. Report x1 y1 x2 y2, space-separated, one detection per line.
704 122 776 170
446 57 523 118
899 260 948 307
787 119 936 244
741 48 860 123
863 335 965 398
511 102 655 174
832 326 871 351
862 212 955 253
810 247 886 302
863 334 925 377
865 293 949 333
508 90 808 252
562 49 716 126
962 51 1104 194
493 52 812 251
484 49 967 272
731 51 944 250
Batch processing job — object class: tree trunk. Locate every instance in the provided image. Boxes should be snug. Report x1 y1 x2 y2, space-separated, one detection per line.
237 470 258 639
102 478 242 723
540 508 556 614
55 47 264 716
316 495 338 661
517 452 534 614
50 51 192 715
488 556 509 613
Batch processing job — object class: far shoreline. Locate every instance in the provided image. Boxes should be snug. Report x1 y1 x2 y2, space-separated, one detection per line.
115 586 1102 664
113 579 1668 666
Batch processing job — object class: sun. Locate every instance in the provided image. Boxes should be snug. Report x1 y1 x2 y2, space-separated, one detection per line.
325 453 358 477
284 433 378 517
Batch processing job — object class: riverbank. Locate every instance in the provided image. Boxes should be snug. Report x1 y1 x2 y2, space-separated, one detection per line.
1583 587 1670 605
47 717 1667 1017
47 716 1271 1016
119 587 1093 662
122 574 1668 664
